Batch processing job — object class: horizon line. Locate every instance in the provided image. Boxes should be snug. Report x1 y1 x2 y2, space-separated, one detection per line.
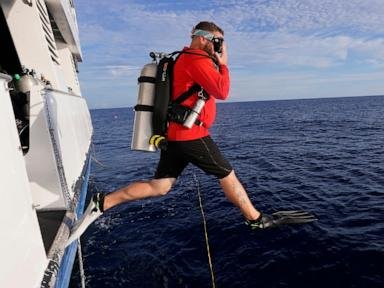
89 94 384 110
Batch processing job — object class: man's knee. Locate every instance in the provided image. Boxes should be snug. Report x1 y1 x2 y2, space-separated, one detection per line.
150 178 175 196
219 170 235 183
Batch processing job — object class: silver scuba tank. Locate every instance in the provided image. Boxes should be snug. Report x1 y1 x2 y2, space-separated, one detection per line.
15 73 38 94
14 72 38 121
131 63 157 152
183 98 206 128
183 88 207 128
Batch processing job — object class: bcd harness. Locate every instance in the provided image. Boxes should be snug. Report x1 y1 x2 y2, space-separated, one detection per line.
168 84 209 127
135 50 212 150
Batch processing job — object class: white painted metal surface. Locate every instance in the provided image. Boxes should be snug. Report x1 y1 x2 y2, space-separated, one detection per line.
45 88 92 199
1 0 64 90
0 0 94 286
25 84 67 209
57 45 81 95
0 74 47 288
24 87 92 210
45 0 83 60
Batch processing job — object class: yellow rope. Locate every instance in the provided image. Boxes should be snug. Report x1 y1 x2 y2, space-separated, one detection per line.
193 173 216 288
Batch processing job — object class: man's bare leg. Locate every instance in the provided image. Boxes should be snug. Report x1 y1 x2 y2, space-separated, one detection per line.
220 170 261 221
220 171 318 229
66 177 176 245
104 177 176 211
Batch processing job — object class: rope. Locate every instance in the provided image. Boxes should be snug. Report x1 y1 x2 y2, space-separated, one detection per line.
91 142 107 167
193 173 216 288
77 239 86 288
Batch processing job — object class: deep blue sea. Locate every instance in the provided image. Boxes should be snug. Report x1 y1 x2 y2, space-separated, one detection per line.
70 96 384 288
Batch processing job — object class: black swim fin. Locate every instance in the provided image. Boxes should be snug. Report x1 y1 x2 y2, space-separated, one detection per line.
245 210 317 229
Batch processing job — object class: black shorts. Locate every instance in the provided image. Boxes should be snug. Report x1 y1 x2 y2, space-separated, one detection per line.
154 136 233 179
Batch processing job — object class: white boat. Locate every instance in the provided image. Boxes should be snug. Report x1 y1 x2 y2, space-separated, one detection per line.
0 0 92 287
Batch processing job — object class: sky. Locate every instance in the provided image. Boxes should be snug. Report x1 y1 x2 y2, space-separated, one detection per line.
75 0 384 109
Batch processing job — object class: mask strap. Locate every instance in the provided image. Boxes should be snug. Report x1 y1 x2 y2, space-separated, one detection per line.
192 29 214 41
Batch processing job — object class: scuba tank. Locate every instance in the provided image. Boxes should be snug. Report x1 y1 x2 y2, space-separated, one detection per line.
10 67 37 154
14 69 38 121
15 69 38 94
131 51 209 152
131 52 173 152
131 61 158 152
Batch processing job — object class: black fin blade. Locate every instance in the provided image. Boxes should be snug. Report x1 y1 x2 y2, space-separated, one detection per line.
271 210 318 225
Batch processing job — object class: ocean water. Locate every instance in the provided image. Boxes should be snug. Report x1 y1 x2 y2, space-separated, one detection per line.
70 96 384 288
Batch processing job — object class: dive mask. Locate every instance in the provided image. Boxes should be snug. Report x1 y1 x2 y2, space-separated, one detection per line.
192 29 224 53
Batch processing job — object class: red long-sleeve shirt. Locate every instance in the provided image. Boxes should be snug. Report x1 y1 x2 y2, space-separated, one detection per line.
167 47 230 141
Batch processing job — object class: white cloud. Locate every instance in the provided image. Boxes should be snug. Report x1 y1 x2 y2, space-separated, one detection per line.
105 65 140 77
75 0 384 108
229 32 384 70
77 0 384 68
213 0 384 35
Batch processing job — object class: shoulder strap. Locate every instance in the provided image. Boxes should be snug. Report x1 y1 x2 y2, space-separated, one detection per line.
171 50 214 61
169 50 212 105
173 84 201 105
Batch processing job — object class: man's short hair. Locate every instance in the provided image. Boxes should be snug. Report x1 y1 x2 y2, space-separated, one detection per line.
192 21 224 36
